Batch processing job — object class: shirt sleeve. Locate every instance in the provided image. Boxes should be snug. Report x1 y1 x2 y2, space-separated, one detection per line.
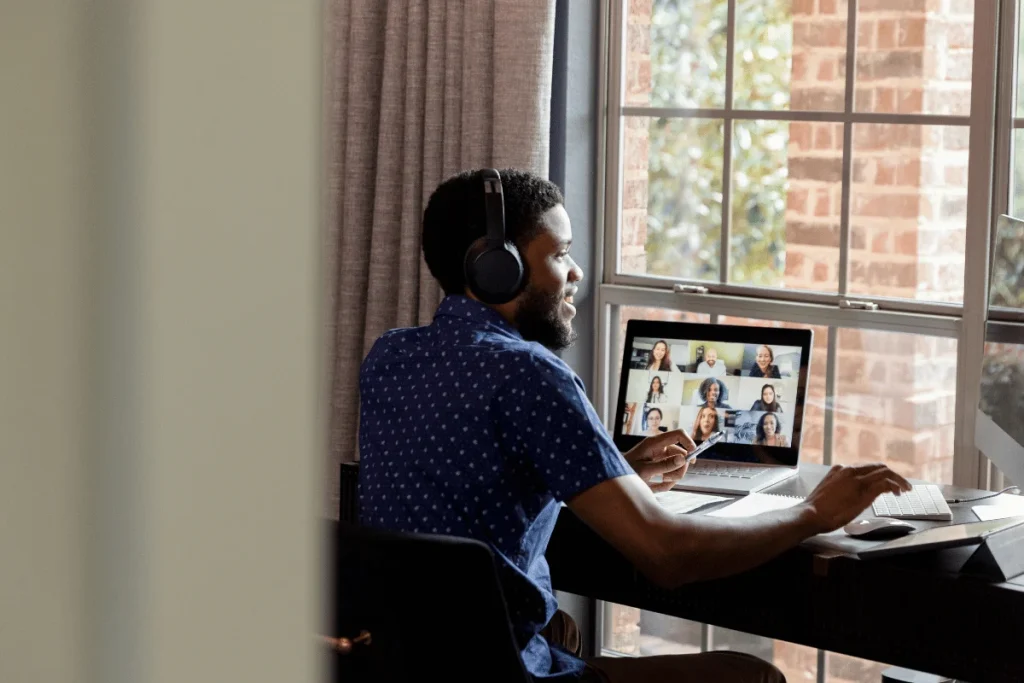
497 352 633 502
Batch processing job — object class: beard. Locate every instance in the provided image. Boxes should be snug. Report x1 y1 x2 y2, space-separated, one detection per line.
513 283 577 351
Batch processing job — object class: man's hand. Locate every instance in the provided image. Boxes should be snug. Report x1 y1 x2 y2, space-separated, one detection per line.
624 429 696 493
801 463 913 533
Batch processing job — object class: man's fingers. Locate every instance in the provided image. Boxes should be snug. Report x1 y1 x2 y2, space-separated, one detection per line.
663 462 690 482
641 453 688 477
650 479 676 493
646 428 696 452
650 444 688 462
847 463 891 477
864 477 905 502
859 467 912 493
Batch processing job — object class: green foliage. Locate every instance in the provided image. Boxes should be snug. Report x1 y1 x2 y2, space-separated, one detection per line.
980 347 1024 452
989 213 1024 309
643 0 792 286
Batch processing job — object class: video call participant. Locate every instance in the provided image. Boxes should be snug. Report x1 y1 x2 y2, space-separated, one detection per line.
749 344 782 379
646 376 666 404
753 413 789 448
359 168 910 683
643 407 666 436
696 347 727 376
697 377 733 409
691 406 720 444
750 384 784 413
645 339 677 372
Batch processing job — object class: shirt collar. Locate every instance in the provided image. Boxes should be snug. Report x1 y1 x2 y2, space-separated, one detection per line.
435 295 523 339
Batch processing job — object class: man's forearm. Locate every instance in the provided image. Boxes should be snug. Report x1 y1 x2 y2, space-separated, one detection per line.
653 505 822 588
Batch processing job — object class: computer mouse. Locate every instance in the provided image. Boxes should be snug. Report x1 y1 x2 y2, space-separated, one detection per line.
843 518 916 540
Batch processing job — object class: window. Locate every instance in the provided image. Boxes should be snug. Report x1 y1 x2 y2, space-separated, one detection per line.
614 0 977 305
596 0 1011 679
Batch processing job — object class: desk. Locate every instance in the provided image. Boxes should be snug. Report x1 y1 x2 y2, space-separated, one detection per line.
546 464 1024 683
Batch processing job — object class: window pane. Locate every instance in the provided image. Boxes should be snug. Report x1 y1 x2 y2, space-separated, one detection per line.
730 120 842 291
625 0 728 108
719 316 828 466
991 212 1024 311
825 652 891 683
854 0 974 116
849 124 968 304
1011 131 1024 221
734 0 848 111
620 117 724 281
980 330 1024 476
833 328 957 483
603 603 703 655
711 627 818 682
1016 3 1024 119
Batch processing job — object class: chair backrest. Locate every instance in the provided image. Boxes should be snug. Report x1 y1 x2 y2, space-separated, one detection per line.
325 520 532 683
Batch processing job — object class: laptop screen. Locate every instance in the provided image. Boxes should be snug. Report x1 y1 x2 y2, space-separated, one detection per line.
612 320 813 467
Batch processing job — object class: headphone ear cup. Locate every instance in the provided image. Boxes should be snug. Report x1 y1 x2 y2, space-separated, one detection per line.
464 238 524 305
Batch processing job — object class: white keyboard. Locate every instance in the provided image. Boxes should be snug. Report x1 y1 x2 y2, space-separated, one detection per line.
872 484 952 521
690 462 769 480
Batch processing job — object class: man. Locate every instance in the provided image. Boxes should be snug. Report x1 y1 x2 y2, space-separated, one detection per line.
358 169 911 682
697 347 727 376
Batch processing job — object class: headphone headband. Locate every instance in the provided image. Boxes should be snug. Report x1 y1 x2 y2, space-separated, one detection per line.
462 168 525 305
481 169 506 246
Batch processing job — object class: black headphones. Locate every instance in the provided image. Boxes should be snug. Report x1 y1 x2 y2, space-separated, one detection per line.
463 169 525 304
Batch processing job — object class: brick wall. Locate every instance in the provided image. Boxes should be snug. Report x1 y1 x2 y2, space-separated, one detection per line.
788 0 969 490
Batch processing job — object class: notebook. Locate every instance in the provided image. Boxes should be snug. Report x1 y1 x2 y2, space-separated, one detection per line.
973 503 1024 522
706 492 804 518
655 490 729 515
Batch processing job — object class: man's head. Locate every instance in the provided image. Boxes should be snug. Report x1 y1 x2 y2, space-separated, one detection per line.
422 169 583 350
705 348 718 366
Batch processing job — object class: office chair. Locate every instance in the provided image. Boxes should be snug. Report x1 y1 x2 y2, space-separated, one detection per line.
324 520 532 683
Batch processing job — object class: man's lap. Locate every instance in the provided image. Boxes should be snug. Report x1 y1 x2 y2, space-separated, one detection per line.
583 651 785 683
542 610 785 683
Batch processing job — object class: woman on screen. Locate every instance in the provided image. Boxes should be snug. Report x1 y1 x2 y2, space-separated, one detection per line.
697 377 732 409
645 340 676 372
645 376 665 404
749 384 784 413
690 406 720 444
753 413 789 448
749 344 782 379
642 407 666 436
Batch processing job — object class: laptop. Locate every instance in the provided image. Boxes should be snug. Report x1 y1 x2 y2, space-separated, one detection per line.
612 320 813 495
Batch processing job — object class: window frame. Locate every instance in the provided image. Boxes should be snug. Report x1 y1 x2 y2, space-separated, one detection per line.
592 0 1019 670
596 0 1001 488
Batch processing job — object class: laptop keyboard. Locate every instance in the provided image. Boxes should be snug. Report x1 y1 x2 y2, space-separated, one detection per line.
689 462 769 480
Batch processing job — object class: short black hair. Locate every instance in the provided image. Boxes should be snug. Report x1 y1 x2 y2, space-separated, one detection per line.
698 377 727 402
422 168 564 296
756 413 783 442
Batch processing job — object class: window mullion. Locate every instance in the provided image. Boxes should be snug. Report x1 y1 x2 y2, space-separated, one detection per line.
823 327 838 467
837 0 859 298
719 0 737 285
992 0 1018 222
954 0 1000 488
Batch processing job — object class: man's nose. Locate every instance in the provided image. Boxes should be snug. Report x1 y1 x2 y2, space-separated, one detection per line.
568 256 583 283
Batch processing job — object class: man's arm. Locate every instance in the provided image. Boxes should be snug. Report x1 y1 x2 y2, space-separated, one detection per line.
567 463 911 590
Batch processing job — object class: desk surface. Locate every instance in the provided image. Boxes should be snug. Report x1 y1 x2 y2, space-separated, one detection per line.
547 464 1024 683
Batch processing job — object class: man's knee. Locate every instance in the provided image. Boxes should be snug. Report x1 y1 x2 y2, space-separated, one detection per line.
714 651 785 683
738 652 785 683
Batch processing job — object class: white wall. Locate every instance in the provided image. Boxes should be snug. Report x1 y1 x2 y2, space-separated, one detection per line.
1 2 323 682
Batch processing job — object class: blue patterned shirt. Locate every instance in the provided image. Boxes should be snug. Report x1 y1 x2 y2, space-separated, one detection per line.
358 295 632 679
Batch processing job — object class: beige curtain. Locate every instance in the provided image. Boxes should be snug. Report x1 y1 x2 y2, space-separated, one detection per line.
323 0 557 515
